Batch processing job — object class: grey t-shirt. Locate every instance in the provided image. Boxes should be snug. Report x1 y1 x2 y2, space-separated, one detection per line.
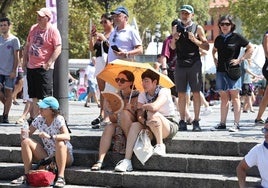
0 35 20 75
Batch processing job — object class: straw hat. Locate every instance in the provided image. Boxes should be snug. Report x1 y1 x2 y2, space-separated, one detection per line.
102 91 124 114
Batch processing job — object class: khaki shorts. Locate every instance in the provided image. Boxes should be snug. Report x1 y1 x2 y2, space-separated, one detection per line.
166 116 179 139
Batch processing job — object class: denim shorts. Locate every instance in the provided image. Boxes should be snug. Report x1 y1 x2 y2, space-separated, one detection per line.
0 75 15 90
216 71 241 91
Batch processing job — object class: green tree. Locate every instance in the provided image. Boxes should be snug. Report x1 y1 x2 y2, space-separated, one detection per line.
3 0 211 58
229 0 268 43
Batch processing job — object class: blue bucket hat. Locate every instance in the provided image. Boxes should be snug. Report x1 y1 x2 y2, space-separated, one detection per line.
180 5 194 14
111 6 129 17
37 96 59 110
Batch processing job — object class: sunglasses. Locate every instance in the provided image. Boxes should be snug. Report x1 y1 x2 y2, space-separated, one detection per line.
115 78 130 84
220 22 231 27
100 20 108 24
261 127 268 133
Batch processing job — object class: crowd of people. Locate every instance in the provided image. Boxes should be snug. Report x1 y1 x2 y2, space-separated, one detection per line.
0 3 267 188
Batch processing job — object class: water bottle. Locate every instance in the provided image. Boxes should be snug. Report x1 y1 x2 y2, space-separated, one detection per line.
21 120 29 139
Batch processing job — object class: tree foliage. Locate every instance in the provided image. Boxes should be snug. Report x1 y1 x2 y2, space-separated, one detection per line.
229 0 268 43
2 0 210 58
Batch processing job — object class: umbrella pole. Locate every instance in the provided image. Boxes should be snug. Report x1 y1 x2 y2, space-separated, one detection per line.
128 84 135 103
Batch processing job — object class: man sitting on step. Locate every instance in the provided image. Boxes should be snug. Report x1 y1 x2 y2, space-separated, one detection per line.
236 123 268 188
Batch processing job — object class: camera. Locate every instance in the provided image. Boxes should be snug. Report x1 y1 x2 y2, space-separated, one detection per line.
177 25 188 38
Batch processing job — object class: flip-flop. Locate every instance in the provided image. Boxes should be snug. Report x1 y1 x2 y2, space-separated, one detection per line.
15 118 24 124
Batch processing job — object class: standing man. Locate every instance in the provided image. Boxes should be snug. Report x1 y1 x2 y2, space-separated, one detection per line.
0 17 20 123
173 5 209 131
23 7 61 120
108 6 143 63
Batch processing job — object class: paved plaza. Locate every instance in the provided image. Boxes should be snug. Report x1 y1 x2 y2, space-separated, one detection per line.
0 99 266 143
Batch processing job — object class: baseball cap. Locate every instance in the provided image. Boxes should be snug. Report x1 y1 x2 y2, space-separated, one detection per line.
37 7 52 18
180 5 194 14
111 6 129 17
37 96 59 110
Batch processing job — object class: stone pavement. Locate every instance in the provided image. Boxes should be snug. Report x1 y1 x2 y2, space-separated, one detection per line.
0 99 266 143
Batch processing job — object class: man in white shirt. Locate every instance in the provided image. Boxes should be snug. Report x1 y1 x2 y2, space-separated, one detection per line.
236 123 268 188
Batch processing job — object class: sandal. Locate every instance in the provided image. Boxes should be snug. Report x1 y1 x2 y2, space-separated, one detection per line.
91 161 103 171
16 117 25 124
11 175 26 184
54 176 66 188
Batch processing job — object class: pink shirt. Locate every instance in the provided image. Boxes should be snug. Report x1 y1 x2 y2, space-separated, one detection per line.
27 23 61 69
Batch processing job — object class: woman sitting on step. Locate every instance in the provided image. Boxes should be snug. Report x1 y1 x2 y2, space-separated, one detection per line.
114 69 178 172
11 96 73 187
91 70 139 171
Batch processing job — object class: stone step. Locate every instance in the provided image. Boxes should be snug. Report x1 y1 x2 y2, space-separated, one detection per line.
0 181 104 188
0 163 261 188
0 146 259 176
0 133 259 156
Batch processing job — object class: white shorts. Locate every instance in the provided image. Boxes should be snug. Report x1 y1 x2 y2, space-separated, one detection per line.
94 56 107 77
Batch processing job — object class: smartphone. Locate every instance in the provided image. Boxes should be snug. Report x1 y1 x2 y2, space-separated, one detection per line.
111 45 120 52
91 25 97 36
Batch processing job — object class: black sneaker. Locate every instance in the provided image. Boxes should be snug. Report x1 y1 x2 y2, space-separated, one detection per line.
178 120 187 131
2 115 9 124
210 123 226 131
192 120 201 132
91 124 100 129
255 119 265 126
91 115 103 125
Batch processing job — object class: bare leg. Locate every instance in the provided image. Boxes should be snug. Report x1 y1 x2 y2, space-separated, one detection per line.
96 123 116 163
55 140 72 178
178 92 186 121
32 98 40 118
256 87 268 120
119 110 135 136
21 138 48 174
124 122 143 160
3 88 13 116
230 90 241 124
219 91 230 123
12 79 23 102
192 91 201 121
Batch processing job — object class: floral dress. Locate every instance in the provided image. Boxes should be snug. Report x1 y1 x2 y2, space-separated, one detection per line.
32 115 73 157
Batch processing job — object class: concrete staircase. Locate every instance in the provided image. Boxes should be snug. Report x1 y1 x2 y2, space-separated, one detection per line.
0 128 262 188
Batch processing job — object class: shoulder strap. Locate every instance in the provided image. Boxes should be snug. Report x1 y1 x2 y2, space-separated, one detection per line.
192 23 198 35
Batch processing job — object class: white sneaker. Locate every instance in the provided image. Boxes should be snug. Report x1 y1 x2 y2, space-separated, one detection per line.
114 159 133 172
153 144 166 156
229 123 240 132
201 107 213 116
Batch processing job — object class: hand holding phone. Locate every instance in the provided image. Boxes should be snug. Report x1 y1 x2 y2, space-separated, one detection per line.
111 45 120 52
91 25 97 37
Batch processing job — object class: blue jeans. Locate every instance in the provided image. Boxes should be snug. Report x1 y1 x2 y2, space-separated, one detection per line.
216 71 241 91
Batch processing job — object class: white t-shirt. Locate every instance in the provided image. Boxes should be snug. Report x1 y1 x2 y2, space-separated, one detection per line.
107 25 142 63
85 64 97 84
138 87 175 117
32 115 73 157
245 143 268 187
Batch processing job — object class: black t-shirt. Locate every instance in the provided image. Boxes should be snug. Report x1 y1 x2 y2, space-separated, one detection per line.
175 22 200 61
93 40 109 57
214 32 249 72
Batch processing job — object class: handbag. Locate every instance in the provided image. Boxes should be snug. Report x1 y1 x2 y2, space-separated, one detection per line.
226 64 241 80
26 169 56 187
225 63 242 81
133 129 154 165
